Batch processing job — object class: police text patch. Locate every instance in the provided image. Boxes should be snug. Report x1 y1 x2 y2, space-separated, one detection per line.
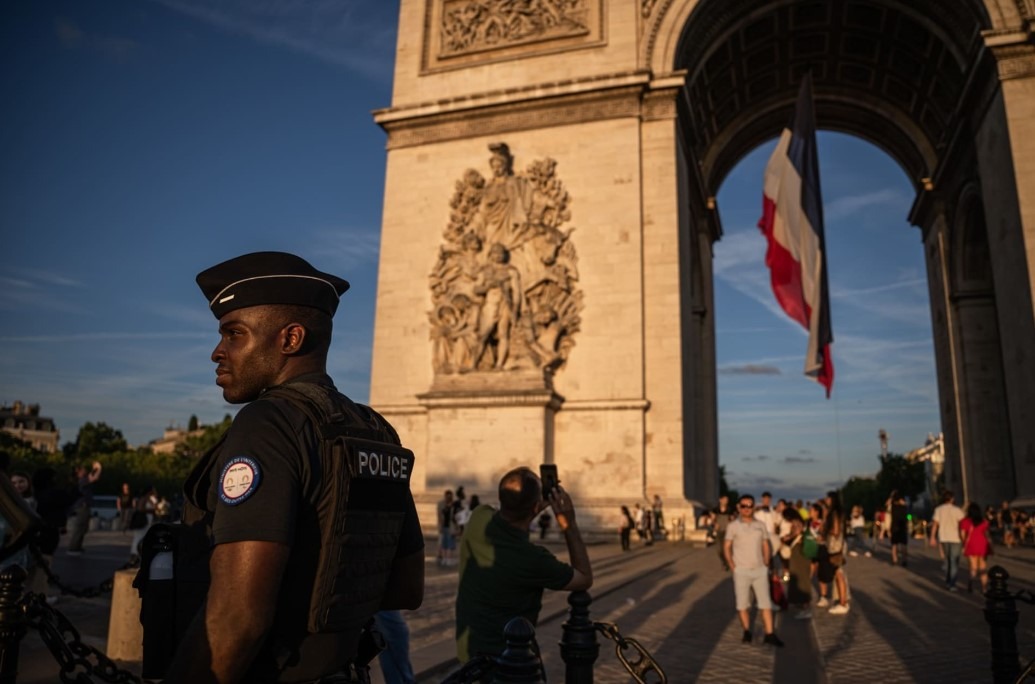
219 456 261 505
345 439 414 483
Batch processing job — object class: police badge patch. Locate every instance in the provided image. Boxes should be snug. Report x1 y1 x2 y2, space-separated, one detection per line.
219 456 261 505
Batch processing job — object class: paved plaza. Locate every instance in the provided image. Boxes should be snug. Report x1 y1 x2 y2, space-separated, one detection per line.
12 530 1035 683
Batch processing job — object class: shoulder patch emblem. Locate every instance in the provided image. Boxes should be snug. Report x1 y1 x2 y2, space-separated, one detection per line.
219 456 261 505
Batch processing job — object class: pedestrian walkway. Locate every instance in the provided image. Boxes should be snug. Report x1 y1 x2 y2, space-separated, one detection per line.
422 538 1035 683
12 531 1035 683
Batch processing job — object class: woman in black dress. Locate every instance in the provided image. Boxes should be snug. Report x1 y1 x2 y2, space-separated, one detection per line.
889 490 909 566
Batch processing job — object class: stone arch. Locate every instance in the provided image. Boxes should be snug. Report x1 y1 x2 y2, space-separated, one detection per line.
374 0 1035 528
651 0 1035 506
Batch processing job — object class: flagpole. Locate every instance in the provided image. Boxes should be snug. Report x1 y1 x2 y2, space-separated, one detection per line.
833 392 844 484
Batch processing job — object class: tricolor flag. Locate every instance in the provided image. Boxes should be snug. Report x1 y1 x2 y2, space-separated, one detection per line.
757 73 834 397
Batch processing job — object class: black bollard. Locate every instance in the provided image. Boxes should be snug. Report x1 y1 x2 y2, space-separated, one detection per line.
984 565 1020 684
493 617 545 683
560 590 599 684
0 565 28 684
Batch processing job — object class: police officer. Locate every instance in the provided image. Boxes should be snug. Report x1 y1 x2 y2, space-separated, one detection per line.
162 252 424 683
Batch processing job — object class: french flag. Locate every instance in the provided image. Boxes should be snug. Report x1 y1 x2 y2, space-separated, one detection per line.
757 73 834 397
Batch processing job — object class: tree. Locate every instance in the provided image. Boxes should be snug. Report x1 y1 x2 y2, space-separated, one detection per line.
875 453 926 502
188 414 199 431
841 475 881 517
175 414 232 459
64 422 128 461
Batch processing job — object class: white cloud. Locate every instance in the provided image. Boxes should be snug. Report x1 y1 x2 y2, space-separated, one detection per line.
309 226 383 270
149 0 397 80
824 188 910 222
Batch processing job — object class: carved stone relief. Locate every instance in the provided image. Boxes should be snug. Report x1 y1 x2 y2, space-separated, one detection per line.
440 0 591 57
429 143 583 376
423 0 604 72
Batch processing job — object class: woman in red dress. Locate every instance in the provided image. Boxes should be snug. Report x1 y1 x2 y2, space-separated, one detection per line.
960 502 993 593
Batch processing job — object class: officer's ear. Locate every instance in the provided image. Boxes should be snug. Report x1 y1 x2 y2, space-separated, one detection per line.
280 322 307 355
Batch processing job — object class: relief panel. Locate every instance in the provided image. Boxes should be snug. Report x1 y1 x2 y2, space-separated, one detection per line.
423 0 605 72
428 143 583 378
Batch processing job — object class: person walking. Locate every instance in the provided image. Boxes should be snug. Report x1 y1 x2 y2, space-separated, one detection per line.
929 490 966 591
889 490 909 566
652 494 665 539
848 505 872 557
619 505 634 551
781 507 812 619
116 482 133 533
374 611 416 684
822 492 850 615
724 494 784 647
66 460 102 554
961 502 993 593
438 490 457 567
714 495 734 570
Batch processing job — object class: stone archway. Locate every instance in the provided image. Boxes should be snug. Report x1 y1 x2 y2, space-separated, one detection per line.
371 0 1035 528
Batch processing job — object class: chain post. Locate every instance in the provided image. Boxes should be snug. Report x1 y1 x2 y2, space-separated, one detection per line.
560 590 598 684
984 565 1020 684
0 565 27 684
492 617 544 683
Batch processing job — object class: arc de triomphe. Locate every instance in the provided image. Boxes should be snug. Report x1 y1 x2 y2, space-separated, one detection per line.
369 0 1035 526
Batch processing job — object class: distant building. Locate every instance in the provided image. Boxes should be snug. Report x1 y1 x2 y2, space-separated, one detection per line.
1 401 60 453
149 425 205 454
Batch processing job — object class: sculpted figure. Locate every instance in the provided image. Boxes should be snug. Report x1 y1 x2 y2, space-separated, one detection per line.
473 243 523 370
428 143 582 376
478 143 533 250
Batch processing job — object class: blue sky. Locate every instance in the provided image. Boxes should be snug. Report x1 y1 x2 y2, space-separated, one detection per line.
1 1 940 502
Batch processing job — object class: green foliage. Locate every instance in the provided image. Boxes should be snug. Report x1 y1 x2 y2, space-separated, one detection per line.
188 414 199 431
876 453 926 501
7 414 232 499
841 475 881 517
63 422 128 462
175 414 232 458
92 449 196 497
2 432 67 479
840 453 927 517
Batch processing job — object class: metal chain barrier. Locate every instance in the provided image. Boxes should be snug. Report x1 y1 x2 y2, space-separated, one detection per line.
22 591 154 683
593 621 667 684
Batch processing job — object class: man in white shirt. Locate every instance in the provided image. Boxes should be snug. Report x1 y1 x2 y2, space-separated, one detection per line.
725 494 784 647
929 490 966 591
753 492 781 571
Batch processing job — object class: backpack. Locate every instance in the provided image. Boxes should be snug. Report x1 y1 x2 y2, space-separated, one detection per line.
802 529 819 560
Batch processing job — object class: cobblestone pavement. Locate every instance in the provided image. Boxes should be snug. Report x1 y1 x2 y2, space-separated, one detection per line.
13 531 1035 683
427 538 1035 684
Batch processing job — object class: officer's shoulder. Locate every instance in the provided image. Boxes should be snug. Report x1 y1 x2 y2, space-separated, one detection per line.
234 393 310 432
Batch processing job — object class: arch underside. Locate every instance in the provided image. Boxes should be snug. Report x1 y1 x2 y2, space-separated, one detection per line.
671 0 990 192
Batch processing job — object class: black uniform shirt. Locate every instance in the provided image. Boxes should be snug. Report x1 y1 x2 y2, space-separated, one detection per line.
184 372 423 681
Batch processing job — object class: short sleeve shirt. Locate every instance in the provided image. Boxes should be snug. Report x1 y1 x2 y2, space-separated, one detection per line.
726 518 770 569
932 503 965 543
182 374 423 679
455 505 574 662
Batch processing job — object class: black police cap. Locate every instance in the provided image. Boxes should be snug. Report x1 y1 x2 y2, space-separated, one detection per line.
196 251 350 319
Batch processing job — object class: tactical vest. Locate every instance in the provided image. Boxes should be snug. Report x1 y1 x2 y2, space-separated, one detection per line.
263 382 415 634
145 380 415 675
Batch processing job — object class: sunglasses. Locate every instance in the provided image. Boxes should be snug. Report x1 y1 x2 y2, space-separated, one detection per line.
739 503 754 509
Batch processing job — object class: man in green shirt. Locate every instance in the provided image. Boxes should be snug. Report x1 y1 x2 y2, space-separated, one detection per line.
455 467 593 663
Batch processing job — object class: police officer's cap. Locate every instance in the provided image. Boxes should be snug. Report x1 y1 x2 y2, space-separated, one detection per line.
196 251 350 319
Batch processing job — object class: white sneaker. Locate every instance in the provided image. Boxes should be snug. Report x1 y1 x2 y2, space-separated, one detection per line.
849 550 859 557
816 597 830 608
829 603 850 615
864 551 872 557
794 610 813 620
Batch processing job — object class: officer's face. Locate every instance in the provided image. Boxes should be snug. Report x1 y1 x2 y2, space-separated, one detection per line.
211 306 284 403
